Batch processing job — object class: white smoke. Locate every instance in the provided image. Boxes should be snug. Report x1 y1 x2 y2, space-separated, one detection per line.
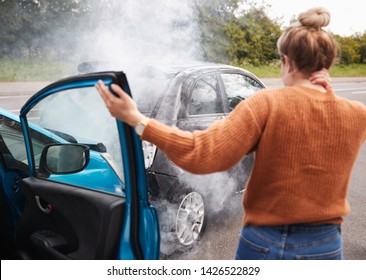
179 172 239 214
43 0 252 259
75 0 201 65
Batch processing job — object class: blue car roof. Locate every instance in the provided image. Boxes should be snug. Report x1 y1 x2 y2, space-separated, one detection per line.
0 107 67 143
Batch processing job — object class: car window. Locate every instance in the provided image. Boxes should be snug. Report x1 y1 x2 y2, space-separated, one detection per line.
25 87 125 196
221 73 263 111
188 73 223 115
0 115 54 172
0 116 27 167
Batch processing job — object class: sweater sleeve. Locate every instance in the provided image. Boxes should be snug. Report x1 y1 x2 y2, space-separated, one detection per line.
141 91 270 174
353 101 366 143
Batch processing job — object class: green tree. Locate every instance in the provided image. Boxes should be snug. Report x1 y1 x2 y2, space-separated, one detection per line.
1 0 365 66
193 0 241 63
193 0 281 66
0 0 89 59
227 5 282 66
0 0 39 58
336 35 361 64
356 32 366 64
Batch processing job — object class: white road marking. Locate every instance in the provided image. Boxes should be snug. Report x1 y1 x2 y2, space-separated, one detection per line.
334 88 366 92
0 95 30 99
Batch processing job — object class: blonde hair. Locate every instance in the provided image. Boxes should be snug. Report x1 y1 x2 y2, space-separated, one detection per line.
277 7 338 74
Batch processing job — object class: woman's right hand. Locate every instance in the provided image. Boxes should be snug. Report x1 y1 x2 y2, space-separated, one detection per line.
95 80 148 127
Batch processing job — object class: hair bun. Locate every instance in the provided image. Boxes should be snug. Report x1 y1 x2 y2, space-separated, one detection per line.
298 7 330 29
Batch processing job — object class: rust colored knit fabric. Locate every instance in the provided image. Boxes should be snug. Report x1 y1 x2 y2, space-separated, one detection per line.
142 86 366 226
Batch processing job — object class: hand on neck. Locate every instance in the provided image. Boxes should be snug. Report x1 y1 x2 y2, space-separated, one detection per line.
282 67 328 93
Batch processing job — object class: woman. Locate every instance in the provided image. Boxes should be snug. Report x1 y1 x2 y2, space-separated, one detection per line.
96 7 366 260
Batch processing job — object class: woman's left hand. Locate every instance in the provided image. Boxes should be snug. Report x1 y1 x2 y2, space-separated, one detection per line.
309 68 332 90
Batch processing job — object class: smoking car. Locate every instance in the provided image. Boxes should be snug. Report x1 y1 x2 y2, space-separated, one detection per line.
78 61 266 249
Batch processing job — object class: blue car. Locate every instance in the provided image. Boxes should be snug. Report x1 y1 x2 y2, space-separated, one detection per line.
0 108 124 195
0 72 160 259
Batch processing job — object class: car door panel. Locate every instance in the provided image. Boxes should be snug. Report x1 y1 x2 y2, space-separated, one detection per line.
18 177 124 259
0 164 25 259
0 135 26 258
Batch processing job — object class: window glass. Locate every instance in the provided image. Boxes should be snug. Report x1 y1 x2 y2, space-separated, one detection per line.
0 116 27 164
0 115 30 171
221 74 263 111
188 74 223 115
26 87 125 196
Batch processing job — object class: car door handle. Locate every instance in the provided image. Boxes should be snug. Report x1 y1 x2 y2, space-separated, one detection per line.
35 195 52 214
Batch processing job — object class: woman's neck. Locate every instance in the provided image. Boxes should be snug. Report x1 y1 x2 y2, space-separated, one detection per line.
284 71 327 93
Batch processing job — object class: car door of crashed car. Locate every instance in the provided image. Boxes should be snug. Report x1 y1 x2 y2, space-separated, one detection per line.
16 71 159 259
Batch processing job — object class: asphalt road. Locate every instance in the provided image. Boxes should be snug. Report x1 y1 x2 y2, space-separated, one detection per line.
0 78 365 260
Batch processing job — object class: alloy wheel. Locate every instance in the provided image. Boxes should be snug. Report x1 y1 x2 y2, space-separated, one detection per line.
175 192 205 246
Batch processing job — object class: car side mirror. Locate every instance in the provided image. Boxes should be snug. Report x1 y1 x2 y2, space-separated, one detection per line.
39 144 90 176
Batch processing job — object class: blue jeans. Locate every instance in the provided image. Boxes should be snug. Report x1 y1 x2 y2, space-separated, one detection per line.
235 224 343 260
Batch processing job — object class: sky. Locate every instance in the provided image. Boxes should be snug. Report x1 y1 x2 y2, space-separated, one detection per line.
262 0 366 36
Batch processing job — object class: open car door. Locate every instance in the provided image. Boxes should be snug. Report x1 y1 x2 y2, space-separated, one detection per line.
1 71 159 260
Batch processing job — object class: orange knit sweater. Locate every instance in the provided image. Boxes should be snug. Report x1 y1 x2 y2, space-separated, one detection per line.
142 86 366 226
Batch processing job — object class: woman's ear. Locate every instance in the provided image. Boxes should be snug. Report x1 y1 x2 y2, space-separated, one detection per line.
283 55 295 73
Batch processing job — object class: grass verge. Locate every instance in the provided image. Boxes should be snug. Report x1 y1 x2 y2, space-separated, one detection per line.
0 59 76 82
1 60 366 81
244 64 366 79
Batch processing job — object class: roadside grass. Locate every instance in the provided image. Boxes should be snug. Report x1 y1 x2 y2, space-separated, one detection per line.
244 64 281 78
0 59 76 82
329 64 366 77
1 59 366 81
245 63 366 79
